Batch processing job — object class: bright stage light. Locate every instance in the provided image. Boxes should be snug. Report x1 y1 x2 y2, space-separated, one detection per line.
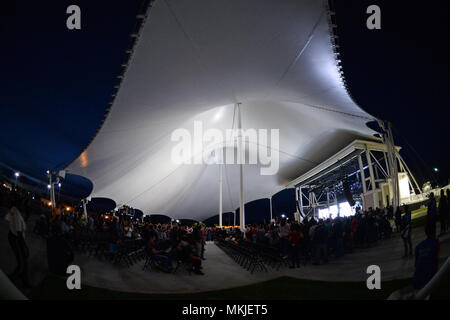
318 207 329 219
338 202 354 217
58 183 61 187
398 173 410 200
14 172 20 177
433 167 438 172
329 205 338 219
318 203 355 219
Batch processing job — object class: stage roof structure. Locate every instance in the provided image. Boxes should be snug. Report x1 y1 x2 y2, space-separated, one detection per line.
287 139 401 189
66 0 377 221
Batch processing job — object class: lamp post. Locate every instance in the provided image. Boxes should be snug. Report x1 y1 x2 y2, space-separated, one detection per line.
432 168 440 187
14 172 19 189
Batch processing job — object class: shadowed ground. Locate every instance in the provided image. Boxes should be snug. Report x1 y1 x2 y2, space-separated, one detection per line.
1 209 449 299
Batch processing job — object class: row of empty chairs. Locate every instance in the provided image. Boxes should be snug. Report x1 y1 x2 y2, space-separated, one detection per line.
215 239 279 273
59 228 146 268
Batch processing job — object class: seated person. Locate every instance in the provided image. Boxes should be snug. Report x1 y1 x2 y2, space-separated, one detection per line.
176 236 204 275
33 214 49 237
146 233 173 272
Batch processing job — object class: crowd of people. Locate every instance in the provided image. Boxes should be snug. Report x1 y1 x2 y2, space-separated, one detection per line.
44 207 213 275
1 184 449 291
217 206 398 268
216 189 448 291
1 186 216 280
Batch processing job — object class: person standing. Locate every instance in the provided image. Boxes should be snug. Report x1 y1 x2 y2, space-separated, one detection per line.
447 189 450 229
333 217 345 258
200 226 207 260
401 204 413 257
438 189 448 235
192 225 202 258
313 219 328 265
426 192 437 238
288 223 303 268
394 207 402 233
88 215 95 231
279 219 290 258
5 203 30 288
412 224 440 290
108 218 120 261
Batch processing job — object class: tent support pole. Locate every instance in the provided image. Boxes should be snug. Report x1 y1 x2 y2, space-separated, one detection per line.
365 147 376 191
49 173 56 210
358 154 367 194
298 186 305 219
237 103 245 232
219 162 223 228
82 199 88 220
269 197 273 221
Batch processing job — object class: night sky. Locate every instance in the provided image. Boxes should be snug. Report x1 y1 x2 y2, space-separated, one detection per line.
334 0 450 186
1 1 449 216
0 0 143 181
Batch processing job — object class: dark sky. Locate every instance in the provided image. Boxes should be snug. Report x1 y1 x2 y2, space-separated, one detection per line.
1 1 449 213
0 0 143 182
333 0 450 186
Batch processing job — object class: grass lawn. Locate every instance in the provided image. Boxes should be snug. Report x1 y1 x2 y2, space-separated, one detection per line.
411 215 427 229
410 206 427 228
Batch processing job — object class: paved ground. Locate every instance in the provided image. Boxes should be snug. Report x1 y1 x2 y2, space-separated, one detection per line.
1 210 449 294
0 210 48 288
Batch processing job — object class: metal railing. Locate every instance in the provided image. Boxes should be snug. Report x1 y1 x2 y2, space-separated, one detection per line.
388 256 450 300
414 256 450 300
0 269 28 300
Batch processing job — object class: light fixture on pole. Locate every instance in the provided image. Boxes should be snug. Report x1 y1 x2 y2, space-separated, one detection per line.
14 172 19 190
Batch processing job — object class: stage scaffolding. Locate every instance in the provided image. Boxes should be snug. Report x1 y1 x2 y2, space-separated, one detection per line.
287 137 422 221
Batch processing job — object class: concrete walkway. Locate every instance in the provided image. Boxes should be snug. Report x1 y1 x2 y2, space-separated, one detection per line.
1 211 449 295
74 230 450 294
0 210 48 288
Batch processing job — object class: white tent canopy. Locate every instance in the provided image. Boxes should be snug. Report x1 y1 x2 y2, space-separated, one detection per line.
67 0 376 221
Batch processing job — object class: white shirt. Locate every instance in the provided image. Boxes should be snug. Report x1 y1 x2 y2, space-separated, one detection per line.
125 226 133 238
5 207 26 238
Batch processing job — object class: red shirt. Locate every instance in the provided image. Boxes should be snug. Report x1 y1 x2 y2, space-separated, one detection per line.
351 219 358 233
290 231 303 245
